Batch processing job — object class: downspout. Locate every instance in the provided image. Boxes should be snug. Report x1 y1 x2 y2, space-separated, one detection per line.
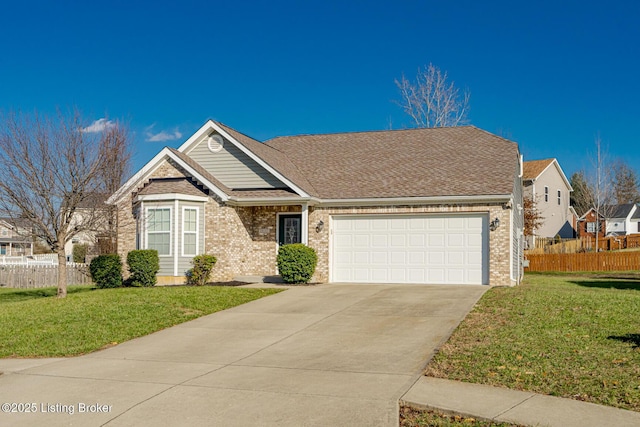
174 200 179 277
301 203 309 245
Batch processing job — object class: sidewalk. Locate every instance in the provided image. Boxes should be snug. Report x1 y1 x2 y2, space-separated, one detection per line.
401 376 640 427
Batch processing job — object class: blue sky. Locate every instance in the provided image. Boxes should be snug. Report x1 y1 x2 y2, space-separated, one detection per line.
1 1 639 179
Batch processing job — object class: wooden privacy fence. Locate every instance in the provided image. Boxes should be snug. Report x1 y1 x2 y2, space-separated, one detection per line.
0 263 92 289
526 252 640 272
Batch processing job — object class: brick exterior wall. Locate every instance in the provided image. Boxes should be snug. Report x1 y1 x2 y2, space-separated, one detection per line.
115 158 515 286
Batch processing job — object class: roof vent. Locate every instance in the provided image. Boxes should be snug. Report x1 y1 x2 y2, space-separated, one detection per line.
207 134 224 153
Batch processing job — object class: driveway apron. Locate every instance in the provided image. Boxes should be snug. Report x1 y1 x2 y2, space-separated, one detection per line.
0 283 486 427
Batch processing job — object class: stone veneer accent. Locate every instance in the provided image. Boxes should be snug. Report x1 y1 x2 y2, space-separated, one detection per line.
116 159 514 286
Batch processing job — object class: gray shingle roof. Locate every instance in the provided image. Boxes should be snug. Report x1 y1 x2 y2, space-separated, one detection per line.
608 203 636 219
264 126 519 199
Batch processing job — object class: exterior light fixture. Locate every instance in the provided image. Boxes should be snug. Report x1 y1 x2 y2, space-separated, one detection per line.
315 220 324 233
490 217 500 231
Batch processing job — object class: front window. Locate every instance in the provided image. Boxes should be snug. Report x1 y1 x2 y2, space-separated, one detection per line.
182 207 198 256
147 208 171 255
557 190 561 205
586 222 601 233
544 186 549 202
0 244 6 255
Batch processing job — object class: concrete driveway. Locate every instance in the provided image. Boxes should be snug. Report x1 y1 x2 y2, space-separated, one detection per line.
0 283 486 427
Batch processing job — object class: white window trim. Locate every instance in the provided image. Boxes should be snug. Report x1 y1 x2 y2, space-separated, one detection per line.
145 206 172 257
557 189 561 205
182 206 199 257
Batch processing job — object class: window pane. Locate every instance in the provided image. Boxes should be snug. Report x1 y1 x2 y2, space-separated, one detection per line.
148 232 170 255
183 233 196 255
148 208 171 232
184 209 197 232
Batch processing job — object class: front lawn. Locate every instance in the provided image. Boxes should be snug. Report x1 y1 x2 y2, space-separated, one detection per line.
0 285 282 357
400 407 523 427
425 273 640 411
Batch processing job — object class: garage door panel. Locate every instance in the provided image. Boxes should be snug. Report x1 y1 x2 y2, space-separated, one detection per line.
390 252 406 264
448 233 465 247
332 214 488 285
390 234 406 247
409 234 425 247
408 251 425 264
371 251 387 264
371 234 388 247
428 233 445 247
353 235 370 247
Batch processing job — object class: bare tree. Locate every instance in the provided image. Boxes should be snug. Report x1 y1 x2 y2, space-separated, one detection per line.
0 110 130 297
395 63 470 127
96 123 132 254
589 136 616 250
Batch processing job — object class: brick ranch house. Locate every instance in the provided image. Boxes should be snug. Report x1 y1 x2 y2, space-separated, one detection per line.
108 120 524 286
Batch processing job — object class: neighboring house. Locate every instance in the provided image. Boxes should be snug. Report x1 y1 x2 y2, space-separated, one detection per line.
523 159 575 243
578 204 640 237
63 193 110 262
108 121 524 286
604 203 640 235
0 218 33 257
577 208 606 238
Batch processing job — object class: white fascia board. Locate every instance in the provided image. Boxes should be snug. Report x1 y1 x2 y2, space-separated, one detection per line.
315 194 512 207
537 159 572 192
552 160 573 192
179 120 310 198
107 147 174 205
136 194 209 203
106 146 229 205
227 197 312 207
176 120 216 152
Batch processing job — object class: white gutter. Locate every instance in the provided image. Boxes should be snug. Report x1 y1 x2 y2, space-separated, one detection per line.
136 194 209 203
316 194 512 207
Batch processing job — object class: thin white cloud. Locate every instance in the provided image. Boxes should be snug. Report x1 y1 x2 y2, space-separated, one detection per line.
145 124 183 142
82 118 116 133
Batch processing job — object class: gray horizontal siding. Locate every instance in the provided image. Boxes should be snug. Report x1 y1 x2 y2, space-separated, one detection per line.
186 134 285 189
158 256 174 276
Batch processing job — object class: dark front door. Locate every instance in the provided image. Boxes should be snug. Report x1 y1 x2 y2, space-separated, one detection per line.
278 214 302 246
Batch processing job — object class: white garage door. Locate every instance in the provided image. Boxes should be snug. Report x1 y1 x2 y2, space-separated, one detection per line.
331 214 488 285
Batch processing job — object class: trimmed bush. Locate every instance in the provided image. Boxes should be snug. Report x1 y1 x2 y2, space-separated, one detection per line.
72 243 88 263
276 244 318 284
185 254 217 286
89 254 123 288
127 249 159 287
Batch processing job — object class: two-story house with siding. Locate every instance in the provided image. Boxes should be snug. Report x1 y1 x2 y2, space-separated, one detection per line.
0 218 33 257
523 159 575 245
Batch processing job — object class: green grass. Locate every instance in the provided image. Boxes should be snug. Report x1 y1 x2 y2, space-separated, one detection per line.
0 285 282 357
400 407 523 427
425 273 640 411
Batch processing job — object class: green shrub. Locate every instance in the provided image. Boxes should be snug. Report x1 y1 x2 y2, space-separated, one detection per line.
127 250 159 287
89 254 123 288
72 244 89 263
185 254 217 286
276 244 317 284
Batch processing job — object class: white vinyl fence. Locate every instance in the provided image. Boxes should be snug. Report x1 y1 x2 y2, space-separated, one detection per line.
0 263 92 289
0 254 58 265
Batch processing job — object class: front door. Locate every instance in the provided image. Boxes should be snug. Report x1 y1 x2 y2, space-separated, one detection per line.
278 214 302 246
